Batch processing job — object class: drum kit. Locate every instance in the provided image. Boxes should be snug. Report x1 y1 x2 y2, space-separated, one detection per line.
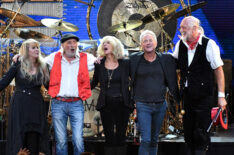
107 1 207 51
0 0 209 140
108 3 180 34
0 8 79 40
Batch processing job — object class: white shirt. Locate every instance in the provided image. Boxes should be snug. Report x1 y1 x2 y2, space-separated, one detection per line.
172 34 223 69
45 48 96 97
172 35 223 87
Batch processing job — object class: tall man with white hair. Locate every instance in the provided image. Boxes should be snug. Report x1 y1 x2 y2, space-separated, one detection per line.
130 30 180 155
172 16 227 155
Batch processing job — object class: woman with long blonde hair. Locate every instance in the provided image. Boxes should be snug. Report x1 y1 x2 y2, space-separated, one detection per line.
0 39 50 155
19 39 49 84
91 36 134 155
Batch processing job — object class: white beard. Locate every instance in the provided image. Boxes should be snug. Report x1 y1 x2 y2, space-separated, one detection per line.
64 51 76 58
181 31 192 42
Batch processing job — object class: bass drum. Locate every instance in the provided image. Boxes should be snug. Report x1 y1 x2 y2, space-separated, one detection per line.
83 87 102 137
67 87 103 137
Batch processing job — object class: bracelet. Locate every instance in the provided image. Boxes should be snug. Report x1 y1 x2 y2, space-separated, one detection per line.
218 92 225 98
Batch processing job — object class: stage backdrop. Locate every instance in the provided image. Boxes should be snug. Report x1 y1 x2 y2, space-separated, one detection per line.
1 0 233 57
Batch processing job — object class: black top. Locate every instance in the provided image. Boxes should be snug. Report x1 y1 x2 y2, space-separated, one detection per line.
0 61 50 155
105 66 122 97
134 56 166 103
130 52 180 104
91 58 134 110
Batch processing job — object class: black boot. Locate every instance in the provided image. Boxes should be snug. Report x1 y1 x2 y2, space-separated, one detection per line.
115 146 127 155
194 150 206 155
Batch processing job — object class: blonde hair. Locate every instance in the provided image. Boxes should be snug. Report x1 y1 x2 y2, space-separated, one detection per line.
19 39 50 84
97 36 124 59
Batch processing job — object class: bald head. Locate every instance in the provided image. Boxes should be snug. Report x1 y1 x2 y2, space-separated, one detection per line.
182 16 200 29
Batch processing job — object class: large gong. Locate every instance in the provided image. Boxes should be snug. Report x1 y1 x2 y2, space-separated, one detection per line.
97 0 177 48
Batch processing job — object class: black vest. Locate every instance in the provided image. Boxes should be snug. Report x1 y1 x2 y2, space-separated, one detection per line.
178 37 214 98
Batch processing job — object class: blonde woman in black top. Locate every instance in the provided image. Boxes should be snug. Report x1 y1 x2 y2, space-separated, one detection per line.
91 36 133 155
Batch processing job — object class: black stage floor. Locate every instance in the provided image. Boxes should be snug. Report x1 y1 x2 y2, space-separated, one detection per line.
1 124 234 155
84 124 234 155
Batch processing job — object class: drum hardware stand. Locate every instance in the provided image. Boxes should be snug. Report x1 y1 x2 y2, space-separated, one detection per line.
113 31 140 48
163 92 184 135
123 31 140 47
95 117 102 137
126 109 140 144
142 5 174 53
54 30 63 38
93 116 103 138
86 0 95 40
180 0 187 9
157 16 173 53
50 20 64 39
179 0 192 15
127 110 140 144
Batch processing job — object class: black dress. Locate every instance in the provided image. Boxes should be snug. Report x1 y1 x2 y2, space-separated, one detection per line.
0 62 50 155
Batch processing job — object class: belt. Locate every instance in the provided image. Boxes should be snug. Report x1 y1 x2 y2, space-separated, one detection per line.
144 101 164 104
15 88 40 95
55 97 81 102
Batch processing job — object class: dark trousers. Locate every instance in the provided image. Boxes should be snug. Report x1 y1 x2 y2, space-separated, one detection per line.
101 96 130 146
23 131 40 155
183 90 212 150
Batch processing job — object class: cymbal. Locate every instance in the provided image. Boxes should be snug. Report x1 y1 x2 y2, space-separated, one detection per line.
14 28 53 41
161 3 180 16
166 1 207 21
41 18 79 32
141 3 180 24
108 20 143 33
0 7 40 26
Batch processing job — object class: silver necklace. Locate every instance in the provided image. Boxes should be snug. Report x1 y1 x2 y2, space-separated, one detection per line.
107 69 114 88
